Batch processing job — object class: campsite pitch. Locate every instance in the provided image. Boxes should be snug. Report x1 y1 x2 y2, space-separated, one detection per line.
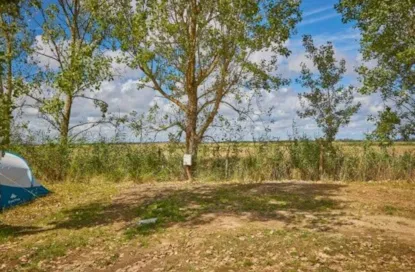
1 180 414 271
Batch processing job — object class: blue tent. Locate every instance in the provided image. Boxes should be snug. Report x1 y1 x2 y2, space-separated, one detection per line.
0 152 49 209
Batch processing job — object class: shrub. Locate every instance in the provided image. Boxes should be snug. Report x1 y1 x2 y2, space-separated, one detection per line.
8 140 415 183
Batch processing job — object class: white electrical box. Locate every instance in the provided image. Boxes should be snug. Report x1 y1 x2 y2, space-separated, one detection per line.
183 154 192 166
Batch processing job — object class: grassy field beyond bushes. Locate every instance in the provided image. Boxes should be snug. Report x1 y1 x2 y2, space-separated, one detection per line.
10 141 415 183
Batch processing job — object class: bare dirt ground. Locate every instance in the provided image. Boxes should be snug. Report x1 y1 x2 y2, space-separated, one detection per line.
1 180 415 271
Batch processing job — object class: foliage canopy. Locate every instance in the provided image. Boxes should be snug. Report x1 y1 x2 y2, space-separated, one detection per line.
297 35 360 143
337 0 415 140
100 0 301 179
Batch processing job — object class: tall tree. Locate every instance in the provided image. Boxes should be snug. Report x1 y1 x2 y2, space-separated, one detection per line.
28 0 113 144
336 0 415 140
0 0 30 146
101 0 300 180
297 35 361 143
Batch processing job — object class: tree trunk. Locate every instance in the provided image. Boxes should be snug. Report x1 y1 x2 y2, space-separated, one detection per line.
319 143 324 179
185 114 198 181
1 106 11 145
59 0 78 146
60 95 73 145
0 98 11 146
0 75 4 145
184 1 198 181
1 35 14 146
0 88 12 146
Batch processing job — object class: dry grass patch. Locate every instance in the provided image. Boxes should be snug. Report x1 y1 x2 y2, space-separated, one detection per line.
1 180 415 271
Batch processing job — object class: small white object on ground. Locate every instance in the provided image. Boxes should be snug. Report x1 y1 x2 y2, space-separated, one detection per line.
137 218 158 226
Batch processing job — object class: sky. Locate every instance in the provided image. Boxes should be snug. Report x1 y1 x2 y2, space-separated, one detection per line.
22 0 384 142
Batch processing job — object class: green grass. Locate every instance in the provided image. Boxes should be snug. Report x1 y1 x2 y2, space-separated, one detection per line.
384 205 399 215
0 227 14 243
0 178 123 270
9 140 415 183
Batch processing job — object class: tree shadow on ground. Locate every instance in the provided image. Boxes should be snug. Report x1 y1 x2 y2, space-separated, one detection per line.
0 223 46 241
1 182 348 239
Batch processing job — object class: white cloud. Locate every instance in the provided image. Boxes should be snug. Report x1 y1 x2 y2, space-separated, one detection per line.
30 35 62 70
288 53 314 73
104 50 141 79
299 13 339 26
286 42 359 77
20 26 380 142
24 107 38 117
303 6 333 18
355 53 378 70
18 79 381 141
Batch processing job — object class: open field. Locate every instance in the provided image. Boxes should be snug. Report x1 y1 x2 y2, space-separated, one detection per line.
1 179 415 271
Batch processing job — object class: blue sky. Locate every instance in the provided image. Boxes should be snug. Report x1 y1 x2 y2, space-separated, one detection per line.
300 0 347 33
271 0 380 140
292 0 360 85
24 0 382 142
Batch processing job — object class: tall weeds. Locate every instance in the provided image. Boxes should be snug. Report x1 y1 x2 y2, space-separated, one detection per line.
9 140 415 183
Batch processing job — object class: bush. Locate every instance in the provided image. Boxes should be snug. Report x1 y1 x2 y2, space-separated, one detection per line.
8 140 415 183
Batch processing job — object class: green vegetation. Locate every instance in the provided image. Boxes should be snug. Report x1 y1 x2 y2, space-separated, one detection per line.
297 35 360 144
10 141 415 183
1 0 413 181
28 0 113 145
0 0 31 146
96 0 300 180
337 0 415 141
1 1 415 271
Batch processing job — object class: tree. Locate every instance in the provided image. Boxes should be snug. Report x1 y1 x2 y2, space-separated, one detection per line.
336 0 415 140
297 35 361 144
102 0 300 180
368 106 400 144
28 0 113 144
0 0 30 146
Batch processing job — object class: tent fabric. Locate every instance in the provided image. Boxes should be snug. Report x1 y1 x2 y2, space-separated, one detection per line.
0 152 49 209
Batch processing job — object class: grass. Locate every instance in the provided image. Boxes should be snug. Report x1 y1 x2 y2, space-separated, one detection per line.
1 179 415 271
126 184 338 236
9 140 415 183
383 205 399 215
195 228 414 271
0 178 121 243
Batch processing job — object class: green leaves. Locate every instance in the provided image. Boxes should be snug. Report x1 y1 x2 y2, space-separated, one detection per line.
368 107 401 145
92 0 301 178
337 0 415 140
102 0 300 139
29 0 114 143
297 35 361 143
0 0 33 145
